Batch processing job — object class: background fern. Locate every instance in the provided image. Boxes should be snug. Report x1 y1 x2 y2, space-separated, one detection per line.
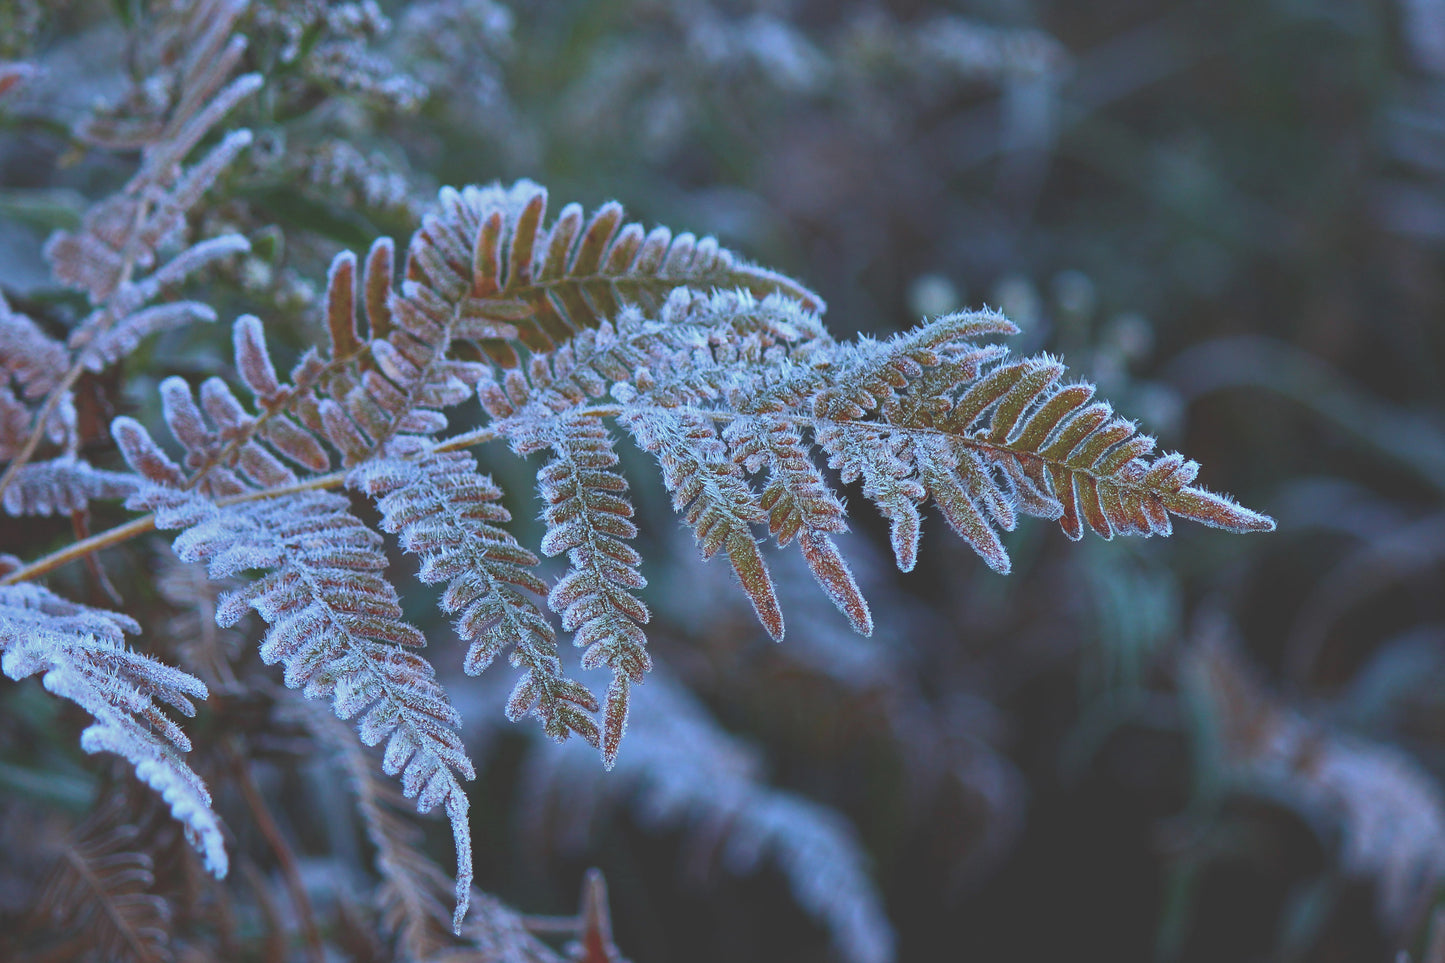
1 1 1439 962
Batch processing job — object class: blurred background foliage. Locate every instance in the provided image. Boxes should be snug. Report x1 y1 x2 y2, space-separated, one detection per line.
3 0 1445 961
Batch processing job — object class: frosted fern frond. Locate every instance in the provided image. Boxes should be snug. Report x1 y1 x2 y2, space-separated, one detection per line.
51 0 260 299
77 0 255 156
460 283 1273 761
519 671 894 963
145 232 495 495
119 178 824 498
403 179 823 366
171 490 476 929
2 456 138 517
724 415 871 635
480 288 1269 651
349 444 600 746
510 413 648 767
475 289 828 421
47 125 258 308
110 456 478 930
5 173 1274 938
0 5 257 522
0 583 225 877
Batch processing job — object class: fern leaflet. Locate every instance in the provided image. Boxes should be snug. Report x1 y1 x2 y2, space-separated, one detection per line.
0 584 225 877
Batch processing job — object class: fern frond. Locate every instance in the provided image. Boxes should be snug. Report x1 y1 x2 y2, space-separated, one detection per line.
31 793 176 963
1 456 137 517
470 291 1268 747
477 288 827 424
807 309 1273 572
106 444 479 930
49 0 260 304
159 488 476 931
404 180 823 366
153 237 495 496
0 45 256 508
349 444 600 746
0 583 225 877
512 413 647 768
47 125 258 306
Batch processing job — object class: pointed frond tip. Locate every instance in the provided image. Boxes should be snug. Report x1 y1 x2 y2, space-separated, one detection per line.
1160 484 1276 534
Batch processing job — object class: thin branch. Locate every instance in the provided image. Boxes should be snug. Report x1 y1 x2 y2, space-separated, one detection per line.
0 424 506 586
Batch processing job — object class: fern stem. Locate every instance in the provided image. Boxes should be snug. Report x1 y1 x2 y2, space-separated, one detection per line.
0 391 1189 589
2 513 160 585
0 425 510 586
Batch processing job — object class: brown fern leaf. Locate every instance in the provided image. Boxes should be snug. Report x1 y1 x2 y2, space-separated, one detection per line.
349 444 601 746
810 312 1273 572
403 180 824 367
161 233 502 496
30 793 176 963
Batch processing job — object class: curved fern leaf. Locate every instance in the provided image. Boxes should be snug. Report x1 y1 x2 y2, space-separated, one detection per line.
725 416 872 635
108 463 478 931
808 311 1274 571
622 407 780 638
404 180 824 366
